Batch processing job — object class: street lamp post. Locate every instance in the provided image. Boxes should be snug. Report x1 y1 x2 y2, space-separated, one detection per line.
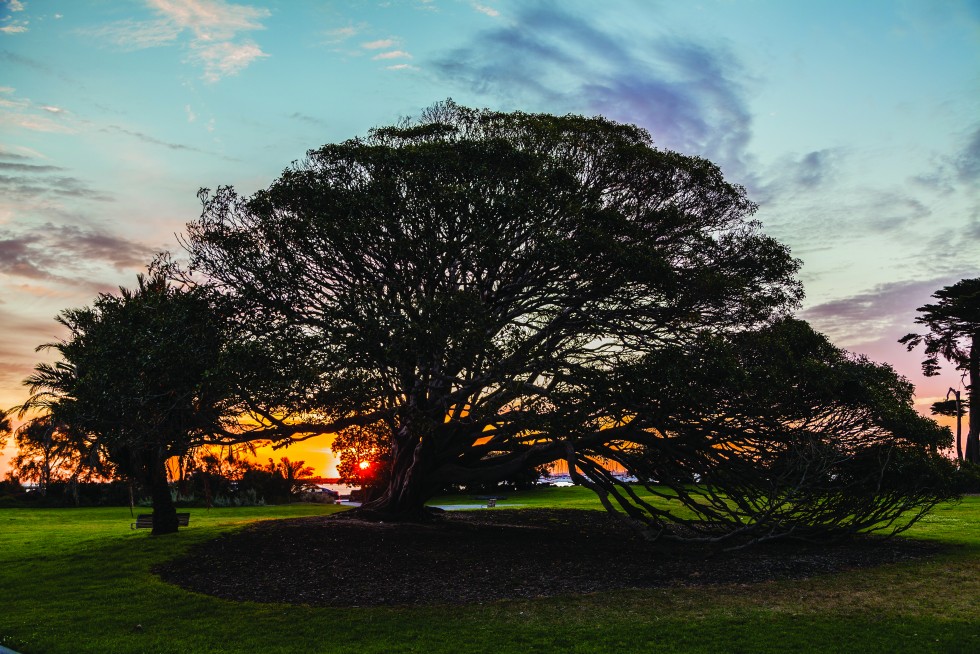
947 387 963 461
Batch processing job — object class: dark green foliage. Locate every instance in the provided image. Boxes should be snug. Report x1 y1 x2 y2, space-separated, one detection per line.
180 102 954 541
0 409 10 452
453 464 551 494
0 472 22 500
180 454 317 506
10 416 84 498
186 101 804 522
331 421 391 497
19 272 238 534
930 398 968 417
555 318 956 543
953 460 980 494
901 278 980 462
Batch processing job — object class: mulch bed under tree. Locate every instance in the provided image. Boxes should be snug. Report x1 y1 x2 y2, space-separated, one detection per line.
156 509 945 607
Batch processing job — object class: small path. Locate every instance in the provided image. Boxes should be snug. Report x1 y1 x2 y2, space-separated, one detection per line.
429 503 526 510
337 501 523 510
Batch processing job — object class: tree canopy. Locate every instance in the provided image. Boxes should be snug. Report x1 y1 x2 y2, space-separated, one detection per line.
20 272 240 533
901 278 980 463
179 101 953 541
185 102 803 518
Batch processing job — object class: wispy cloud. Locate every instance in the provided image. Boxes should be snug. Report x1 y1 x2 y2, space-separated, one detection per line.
0 162 63 173
386 64 418 72
0 172 113 203
190 39 266 82
102 124 237 160
0 223 155 282
362 38 395 50
0 144 44 161
749 149 845 208
0 87 79 144
324 25 360 43
472 3 499 18
800 276 974 349
147 0 267 39
82 18 181 48
954 124 980 182
0 111 73 133
83 0 270 82
289 112 327 127
373 49 411 60
433 4 753 176
0 146 31 161
1 0 28 34
0 49 78 85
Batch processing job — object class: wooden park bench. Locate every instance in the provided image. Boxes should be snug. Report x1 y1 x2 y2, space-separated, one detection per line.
131 513 190 529
473 495 507 508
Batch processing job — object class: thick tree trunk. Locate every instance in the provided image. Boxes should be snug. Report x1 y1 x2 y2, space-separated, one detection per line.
954 390 963 461
150 450 179 535
360 426 437 520
966 332 980 464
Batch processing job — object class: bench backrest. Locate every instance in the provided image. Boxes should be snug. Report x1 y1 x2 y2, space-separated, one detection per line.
132 512 190 529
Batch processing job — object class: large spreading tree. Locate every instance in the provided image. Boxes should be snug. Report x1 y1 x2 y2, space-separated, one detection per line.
186 102 801 517
901 278 980 463
183 102 953 540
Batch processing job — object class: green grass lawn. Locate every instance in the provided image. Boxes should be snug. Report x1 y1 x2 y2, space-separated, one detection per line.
1 492 978 654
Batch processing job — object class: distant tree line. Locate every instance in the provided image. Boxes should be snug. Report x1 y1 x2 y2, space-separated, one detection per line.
0 411 321 508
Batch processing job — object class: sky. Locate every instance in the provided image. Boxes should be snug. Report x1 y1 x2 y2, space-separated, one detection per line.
1 0 978 477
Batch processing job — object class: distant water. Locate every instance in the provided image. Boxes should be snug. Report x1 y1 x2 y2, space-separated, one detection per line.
316 483 357 495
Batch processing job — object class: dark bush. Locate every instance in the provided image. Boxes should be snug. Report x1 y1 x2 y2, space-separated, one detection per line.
954 461 980 494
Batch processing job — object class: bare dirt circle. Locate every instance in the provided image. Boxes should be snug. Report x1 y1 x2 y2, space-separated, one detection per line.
155 509 944 607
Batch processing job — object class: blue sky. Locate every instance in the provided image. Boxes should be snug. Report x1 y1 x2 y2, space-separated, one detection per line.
1 0 978 474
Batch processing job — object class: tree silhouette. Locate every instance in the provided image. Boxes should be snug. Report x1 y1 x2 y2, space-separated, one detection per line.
20 273 238 533
0 410 10 453
185 101 803 520
11 416 84 498
901 278 980 463
587 318 953 542
182 102 953 541
331 420 392 500
931 396 968 460
274 456 317 498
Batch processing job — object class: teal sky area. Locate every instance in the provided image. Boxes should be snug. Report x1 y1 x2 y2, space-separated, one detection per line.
1 0 978 474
